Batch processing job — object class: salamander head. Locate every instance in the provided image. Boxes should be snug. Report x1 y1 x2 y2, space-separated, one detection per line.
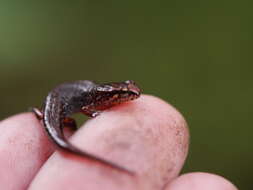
92 80 141 110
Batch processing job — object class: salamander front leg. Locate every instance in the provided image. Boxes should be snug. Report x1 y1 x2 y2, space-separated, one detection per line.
81 106 101 118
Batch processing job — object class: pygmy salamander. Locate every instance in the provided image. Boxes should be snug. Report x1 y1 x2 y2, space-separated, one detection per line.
32 80 140 175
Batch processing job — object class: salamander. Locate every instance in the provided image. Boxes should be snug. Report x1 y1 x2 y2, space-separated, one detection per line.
32 80 141 175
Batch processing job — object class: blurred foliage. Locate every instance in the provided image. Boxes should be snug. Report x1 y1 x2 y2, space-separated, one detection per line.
0 1 252 189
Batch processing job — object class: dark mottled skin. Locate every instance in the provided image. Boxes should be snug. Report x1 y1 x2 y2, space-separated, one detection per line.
32 80 140 175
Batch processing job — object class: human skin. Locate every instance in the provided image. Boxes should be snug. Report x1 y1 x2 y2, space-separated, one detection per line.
0 95 238 190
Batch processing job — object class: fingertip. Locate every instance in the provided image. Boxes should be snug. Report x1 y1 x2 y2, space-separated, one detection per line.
0 112 54 190
75 94 189 177
165 172 238 190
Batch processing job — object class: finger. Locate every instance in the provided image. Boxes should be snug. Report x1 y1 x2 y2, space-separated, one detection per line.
165 172 238 190
29 95 189 190
0 113 55 190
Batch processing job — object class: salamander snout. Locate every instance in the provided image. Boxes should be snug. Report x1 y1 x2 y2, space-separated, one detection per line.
124 80 141 99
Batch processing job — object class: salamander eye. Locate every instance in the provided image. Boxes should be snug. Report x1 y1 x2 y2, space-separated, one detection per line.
125 80 134 84
122 87 128 91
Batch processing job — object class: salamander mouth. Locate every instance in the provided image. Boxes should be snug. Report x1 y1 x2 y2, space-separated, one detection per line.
116 92 139 102
92 91 140 111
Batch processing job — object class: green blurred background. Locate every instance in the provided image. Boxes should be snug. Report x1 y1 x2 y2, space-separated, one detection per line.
0 1 251 189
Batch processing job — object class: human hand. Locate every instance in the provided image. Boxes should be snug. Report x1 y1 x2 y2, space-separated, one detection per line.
0 95 237 190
